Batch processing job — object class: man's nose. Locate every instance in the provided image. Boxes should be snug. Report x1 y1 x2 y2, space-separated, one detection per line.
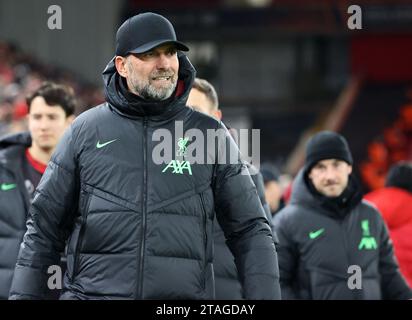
324 166 337 180
156 53 171 69
39 118 50 130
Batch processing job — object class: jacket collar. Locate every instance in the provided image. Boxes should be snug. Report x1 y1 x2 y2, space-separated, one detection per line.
290 169 363 219
0 132 31 171
102 52 196 122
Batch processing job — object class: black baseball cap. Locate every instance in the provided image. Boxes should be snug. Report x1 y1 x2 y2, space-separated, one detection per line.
115 12 189 56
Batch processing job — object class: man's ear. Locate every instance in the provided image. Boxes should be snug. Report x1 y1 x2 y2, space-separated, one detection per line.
348 165 353 175
213 110 222 121
66 115 75 125
115 56 127 78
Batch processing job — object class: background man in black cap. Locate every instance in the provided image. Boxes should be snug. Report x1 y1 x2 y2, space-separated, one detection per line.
9 12 280 300
273 130 411 299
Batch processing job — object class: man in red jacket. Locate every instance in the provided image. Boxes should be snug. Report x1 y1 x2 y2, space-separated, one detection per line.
365 161 412 287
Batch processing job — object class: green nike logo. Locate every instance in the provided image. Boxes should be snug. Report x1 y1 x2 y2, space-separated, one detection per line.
96 139 117 149
309 228 325 239
1 183 17 191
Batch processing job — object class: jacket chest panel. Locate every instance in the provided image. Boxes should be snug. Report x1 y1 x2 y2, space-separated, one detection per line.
297 212 379 274
77 121 213 211
344 212 380 269
147 160 212 205
298 215 348 274
0 167 27 230
145 122 214 207
78 126 144 203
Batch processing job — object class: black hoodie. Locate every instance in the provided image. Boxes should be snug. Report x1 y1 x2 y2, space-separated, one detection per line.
273 169 411 300
10 54 280 300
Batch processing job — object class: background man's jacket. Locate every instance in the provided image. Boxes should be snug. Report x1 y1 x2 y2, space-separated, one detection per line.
0 132 31 299
213 167 276 299
365 187 412 288
273 169 411 300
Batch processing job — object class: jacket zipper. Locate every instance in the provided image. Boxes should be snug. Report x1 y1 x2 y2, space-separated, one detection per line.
340 216 358 299
199 192 208 289
137 117 148 299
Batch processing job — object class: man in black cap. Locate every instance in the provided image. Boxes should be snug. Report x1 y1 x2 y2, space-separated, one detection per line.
273 130 411 299
9 12 280 300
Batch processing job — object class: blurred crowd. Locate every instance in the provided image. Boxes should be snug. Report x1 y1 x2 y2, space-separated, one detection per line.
0 41 104 137
361 101 412 191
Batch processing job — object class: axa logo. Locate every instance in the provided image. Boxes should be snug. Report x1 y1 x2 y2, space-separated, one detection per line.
162 160 192 175
162 136 193 175
358 219 377 250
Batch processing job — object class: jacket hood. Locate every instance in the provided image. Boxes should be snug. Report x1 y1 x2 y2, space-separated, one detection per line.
290 169 315 206
0 132 31 171
0 132 31 150
290 169 363 219
102 52 196 121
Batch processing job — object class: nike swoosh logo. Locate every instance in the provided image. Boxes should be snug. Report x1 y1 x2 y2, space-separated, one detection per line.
309 228 325 239
1 183 17 191
96 139 117 149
